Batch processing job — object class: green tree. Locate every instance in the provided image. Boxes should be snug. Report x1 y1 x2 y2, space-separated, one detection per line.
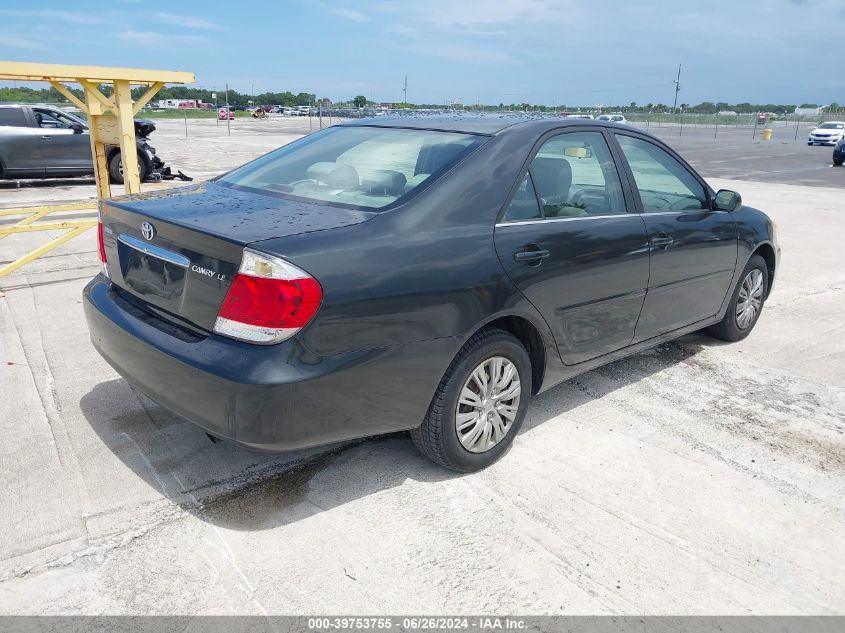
352 95 367 108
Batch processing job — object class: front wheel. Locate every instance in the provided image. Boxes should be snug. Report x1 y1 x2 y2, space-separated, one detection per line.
411 328 532 472
706 254 769 342
109 152 147 184
834 158 843 166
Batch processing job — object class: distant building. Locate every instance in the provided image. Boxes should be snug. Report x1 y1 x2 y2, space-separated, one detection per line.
717 110 738 116
794 106 823 116
155 99 201 109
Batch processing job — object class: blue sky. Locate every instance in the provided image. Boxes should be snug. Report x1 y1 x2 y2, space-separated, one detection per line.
0 0 841 106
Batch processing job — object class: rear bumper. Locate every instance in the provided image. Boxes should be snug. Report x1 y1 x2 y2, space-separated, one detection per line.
83 276 451 451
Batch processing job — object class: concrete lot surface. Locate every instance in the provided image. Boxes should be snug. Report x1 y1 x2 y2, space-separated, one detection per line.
0 119 843 614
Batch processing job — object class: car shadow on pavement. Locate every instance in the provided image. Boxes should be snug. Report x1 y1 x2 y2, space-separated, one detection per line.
80 334 714 532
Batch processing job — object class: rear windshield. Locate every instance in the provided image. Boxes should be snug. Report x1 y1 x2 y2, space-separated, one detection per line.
216 126 487 210
819 123 844 129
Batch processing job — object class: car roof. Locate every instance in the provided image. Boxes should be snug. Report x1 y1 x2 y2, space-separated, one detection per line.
0 102 60 109
338 113 623 135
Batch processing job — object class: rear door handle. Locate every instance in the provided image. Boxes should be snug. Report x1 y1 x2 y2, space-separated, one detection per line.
514 248 550 263
651 232 674 247
41 136 53 141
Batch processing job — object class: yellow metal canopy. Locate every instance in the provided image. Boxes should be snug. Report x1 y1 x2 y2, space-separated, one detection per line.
0 61 195 294
0 61 195 197
0 61 194 85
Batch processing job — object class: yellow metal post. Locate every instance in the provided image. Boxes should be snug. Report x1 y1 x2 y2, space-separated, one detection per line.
85 89 112 200
113 79 141 194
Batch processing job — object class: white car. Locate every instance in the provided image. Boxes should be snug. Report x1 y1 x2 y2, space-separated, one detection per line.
564 113 594 119
808 121 845 145
597 114 627 124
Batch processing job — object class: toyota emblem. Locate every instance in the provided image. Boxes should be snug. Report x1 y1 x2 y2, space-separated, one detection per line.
141 222 155 241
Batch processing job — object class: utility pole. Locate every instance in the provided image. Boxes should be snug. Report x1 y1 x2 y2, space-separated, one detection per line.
672 64 682 114
403 75 407 105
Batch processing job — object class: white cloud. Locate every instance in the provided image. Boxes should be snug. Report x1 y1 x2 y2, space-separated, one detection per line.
117 30 209 48
331 8 370 22
156 12 224 30
1 36 44 50
0 9 106 25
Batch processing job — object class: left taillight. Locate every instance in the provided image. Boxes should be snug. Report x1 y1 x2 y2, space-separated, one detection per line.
97 208 109 278
213 248 323 344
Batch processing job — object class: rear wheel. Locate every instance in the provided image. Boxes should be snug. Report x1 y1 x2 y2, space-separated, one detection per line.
706 254 768 342
109 151 147 184
834 157 843 166
411 328 532 472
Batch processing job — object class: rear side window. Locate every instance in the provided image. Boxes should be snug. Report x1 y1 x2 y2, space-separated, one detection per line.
615 135 707 212
501 172 541 222
531 131 627 217
0 108 29 127
217 126 487 210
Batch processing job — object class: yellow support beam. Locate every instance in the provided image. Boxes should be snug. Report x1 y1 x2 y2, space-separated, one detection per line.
114 80 141 194
0 219 96 235
133 81 165 116
0 202 95 217
0 61 194 84
0 226 93 296
78 79 116 114
49 81 88 113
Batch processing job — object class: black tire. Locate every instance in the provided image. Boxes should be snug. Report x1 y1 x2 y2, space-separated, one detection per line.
108 151 147 184
411 327 532 472
834 158 843 166
706 254 769 342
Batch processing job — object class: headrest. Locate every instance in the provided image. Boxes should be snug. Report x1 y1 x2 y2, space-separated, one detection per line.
364 169 407 196
306 162 359 188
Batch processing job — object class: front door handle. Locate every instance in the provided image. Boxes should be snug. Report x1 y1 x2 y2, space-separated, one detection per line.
514 248 551 264
651 232 674 247
41 136 53 141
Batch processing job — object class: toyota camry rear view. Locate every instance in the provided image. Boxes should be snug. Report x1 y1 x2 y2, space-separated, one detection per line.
84 116 779 472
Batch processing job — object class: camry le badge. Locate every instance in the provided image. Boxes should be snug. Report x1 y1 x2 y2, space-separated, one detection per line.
141 222 155 241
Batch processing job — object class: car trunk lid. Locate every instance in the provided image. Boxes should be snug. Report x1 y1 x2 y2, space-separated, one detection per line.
100 181 375 332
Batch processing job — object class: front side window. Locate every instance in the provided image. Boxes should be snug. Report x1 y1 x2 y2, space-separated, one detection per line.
615 135 707 213
33 109 79 129
530 131 627 217
217 126 486 210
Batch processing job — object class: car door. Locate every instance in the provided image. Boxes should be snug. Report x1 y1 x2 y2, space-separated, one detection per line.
0 107 45 176
32 108 92 174
611 132 738 341
494 129 650 365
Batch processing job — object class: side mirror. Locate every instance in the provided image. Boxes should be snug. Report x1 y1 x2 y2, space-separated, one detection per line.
70 123 85 134
713 189 742 212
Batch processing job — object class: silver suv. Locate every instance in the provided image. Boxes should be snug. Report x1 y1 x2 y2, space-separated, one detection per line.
0 103 160 183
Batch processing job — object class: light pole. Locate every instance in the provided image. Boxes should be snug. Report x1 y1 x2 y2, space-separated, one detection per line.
672 64 681 114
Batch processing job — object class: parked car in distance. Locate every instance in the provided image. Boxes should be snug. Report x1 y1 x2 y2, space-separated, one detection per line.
597 114 627 124
808 121 845 145
756 113 769 125
0 103 160 183
833 137 845 165
84 115 779 472
564 113 594 119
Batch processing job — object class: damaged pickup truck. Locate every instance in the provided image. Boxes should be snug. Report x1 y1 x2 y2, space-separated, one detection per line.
0 103 186 184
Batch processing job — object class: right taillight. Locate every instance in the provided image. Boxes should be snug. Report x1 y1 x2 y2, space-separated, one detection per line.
97 208 109 278
213 248 323 344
